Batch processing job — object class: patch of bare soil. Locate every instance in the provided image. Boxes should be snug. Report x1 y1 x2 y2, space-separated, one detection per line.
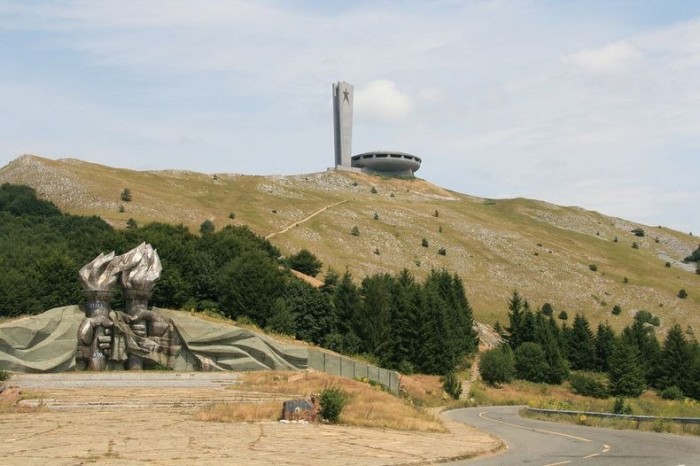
0 373 501 465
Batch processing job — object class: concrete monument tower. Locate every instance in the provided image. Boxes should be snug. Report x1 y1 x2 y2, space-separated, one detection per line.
332 81 354 168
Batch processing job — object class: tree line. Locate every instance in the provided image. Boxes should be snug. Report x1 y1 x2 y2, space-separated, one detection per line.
480 291 700 400
0 184 478 375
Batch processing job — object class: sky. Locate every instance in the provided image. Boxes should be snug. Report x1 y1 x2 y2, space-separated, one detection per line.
1 0 699 234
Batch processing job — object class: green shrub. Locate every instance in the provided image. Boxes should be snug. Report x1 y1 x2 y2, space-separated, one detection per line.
632 241 639 249
120 188 132 202
200 219 215 235
631 228 645 237
612 397 633 415
558 310 568 320
350 225 360 236
611 305 622 316
442 372 463 400
0 369 10 381
589 264 598 272
370 186 378 194
570 373 608 398
421 238 429 248
373 212 379 220
438 247 447 256
660 385 685 400
541 303 553 316
634 310 654 324
678 289 688 299
286 249 323 277
228 212 235 219
319 385 348 423
479 345 515 386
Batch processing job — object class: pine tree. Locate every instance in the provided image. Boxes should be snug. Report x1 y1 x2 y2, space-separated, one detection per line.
686 344 700 400
332 270 361 350
594 322 615 372
535 313 569 383
622 319 661 386
506 290 525 348
515 342 549 383
608 337 645 397
657 323 693 392
384 269 421 371
320 267 340 294
357 273 394 356
568 314 597 370
416 284 454 374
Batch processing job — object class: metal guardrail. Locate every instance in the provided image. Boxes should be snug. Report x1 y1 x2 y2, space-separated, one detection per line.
525 406 700 425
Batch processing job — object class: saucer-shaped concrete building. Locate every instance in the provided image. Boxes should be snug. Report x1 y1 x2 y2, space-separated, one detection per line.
333 81 421 176
351 151 422 177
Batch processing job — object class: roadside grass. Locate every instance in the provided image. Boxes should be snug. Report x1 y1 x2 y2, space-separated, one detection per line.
195 370 446 432
453 379 700 435
522 410 700 435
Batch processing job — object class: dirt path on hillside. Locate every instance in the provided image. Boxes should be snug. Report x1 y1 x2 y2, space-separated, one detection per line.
1 373 501 466
265 200 348 240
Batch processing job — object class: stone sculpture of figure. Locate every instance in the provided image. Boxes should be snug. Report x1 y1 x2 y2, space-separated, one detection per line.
119 243 176 370
77 251 137 370
77 244 180 371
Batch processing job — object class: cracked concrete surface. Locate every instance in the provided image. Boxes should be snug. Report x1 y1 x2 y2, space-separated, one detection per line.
1 373 500 465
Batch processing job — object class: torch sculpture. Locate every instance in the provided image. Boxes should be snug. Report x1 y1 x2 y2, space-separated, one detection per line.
76 244 179 371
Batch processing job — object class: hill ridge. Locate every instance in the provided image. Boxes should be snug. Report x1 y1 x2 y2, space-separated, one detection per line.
1 154 697 331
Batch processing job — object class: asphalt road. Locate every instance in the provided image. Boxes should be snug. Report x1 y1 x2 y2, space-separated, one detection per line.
445 406 700 466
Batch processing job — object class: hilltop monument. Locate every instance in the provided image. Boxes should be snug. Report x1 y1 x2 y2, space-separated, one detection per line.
332 81 354 168
332 80 422 176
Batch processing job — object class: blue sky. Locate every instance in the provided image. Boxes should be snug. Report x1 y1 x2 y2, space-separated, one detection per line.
1 0 699 234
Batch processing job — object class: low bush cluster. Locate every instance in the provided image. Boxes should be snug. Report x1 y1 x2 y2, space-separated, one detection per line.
569 373 608 398
319 385 348 423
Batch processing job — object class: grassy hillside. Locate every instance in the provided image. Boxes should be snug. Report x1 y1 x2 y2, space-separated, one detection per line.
1 154 698 331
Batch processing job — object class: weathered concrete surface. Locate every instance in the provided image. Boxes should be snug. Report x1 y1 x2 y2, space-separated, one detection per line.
1 373 501 465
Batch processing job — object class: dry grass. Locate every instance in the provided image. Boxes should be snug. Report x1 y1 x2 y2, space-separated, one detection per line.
195 370 446 432
194 400 282 422
523 410 700 436
0 387 45 414
399 373 447 407
462 379 700 435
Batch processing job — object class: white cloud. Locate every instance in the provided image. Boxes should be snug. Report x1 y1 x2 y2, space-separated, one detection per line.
563 40 641 75
354 80 414 122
